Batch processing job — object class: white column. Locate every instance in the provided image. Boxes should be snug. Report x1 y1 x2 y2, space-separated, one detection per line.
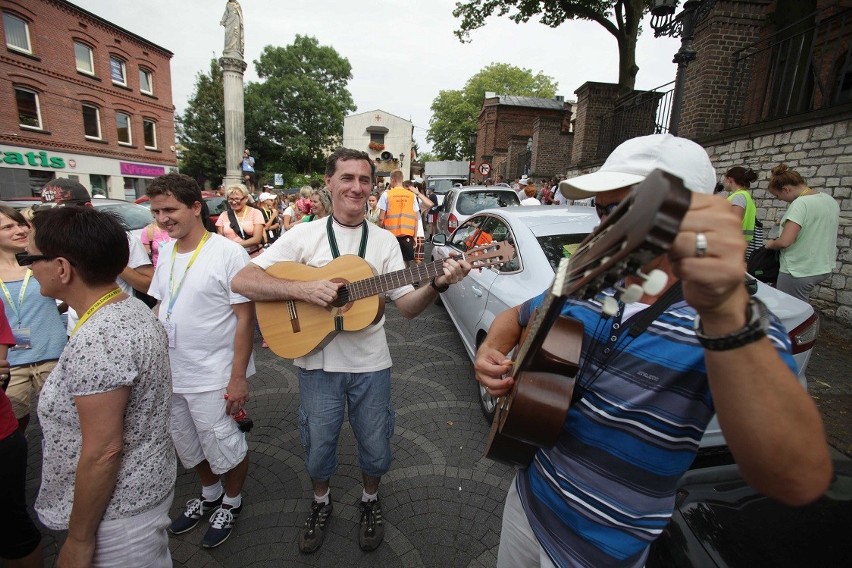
219 56 248 188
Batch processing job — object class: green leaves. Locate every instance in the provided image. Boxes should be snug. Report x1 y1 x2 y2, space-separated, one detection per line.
427 63 558 160
176 60 226 187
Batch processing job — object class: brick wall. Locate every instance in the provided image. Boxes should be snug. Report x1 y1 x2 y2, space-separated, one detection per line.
0 0 176 165
571 82 621 165
531 116 572 177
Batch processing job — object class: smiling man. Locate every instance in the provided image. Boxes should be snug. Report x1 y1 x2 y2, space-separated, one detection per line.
145 173 256 549
231 147 471 554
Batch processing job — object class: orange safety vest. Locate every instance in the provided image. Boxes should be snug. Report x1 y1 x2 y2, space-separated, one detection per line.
383 187 418 237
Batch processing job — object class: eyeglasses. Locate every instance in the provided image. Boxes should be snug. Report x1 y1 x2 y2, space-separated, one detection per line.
228 197 247 202
16 252 56 266
594 201 621 219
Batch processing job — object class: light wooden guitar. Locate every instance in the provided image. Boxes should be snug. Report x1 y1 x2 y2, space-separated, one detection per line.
485 169 692 466
256 241 515 359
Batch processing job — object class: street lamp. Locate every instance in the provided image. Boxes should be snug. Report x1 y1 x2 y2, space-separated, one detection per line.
650 0 718 135
468 133 477 184
399 152 405 168
524 137 533 176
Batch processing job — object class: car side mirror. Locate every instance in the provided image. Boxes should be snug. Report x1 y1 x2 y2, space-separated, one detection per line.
431 234 447 246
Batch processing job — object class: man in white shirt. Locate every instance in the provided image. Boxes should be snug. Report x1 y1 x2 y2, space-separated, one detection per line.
146 173 255 549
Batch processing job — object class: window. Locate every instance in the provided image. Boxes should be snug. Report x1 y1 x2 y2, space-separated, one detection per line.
139 68 153 95
369 132 385 144
82 104 101 139
116 112 131 144
74 42 94 74
15 87 41 129
3 12 31 53
110 55 126 85
143 119 157 149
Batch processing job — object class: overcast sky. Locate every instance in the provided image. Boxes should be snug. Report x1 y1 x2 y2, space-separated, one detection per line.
70 0 682 153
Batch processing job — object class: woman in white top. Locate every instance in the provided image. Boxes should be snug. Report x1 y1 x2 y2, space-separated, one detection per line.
519 184 541 206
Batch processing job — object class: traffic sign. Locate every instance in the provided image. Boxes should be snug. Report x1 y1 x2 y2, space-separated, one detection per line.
469 161 477 173
478 162 491 176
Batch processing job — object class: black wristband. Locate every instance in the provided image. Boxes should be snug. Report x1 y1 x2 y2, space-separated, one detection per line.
694 297 769 351
430 277 450 294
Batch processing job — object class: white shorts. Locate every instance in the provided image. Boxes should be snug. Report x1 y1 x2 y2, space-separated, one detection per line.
93 490 173 568
170 389 248 475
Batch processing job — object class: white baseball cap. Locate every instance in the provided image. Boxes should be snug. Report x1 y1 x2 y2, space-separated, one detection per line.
258 192 275 202
518 176 529 186
560 134 717 199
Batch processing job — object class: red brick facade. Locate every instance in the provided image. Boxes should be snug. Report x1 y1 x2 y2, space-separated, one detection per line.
0 0 175 198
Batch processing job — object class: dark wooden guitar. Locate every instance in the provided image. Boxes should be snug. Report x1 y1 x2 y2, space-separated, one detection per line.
485 169 692 466
256 241 515 359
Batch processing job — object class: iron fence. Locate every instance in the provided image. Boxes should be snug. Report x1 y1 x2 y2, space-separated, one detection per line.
596 81 675 162
725 8 852 130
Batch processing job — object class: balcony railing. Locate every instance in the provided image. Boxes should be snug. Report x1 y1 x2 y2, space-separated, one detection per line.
725 8 852 130
596 81 675 162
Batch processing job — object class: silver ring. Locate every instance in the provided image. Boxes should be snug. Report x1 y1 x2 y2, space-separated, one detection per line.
695 232 708 258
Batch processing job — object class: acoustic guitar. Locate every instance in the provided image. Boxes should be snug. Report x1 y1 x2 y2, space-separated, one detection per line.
256 241 515 359
485 169 692 466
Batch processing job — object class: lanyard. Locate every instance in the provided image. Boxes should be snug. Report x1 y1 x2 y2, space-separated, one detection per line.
167 231 210 319
71 287 122 336
326 216 368 259
0 270 31 326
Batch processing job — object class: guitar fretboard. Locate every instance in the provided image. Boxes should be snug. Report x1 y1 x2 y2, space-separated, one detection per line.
345 258 448 301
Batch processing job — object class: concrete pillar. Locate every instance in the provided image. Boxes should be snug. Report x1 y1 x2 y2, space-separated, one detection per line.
219 56 248 188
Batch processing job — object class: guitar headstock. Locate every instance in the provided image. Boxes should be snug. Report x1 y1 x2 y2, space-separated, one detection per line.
463 241 517 270
557 169 691 301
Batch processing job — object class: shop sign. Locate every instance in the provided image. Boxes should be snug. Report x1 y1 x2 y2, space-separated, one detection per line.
120 162 165 177
0 148 65 169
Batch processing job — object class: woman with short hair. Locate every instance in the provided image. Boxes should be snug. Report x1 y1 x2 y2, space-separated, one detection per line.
216 184 265 257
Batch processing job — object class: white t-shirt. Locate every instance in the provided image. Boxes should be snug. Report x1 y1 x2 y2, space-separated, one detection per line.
377 190 420 215
66 232 151 334
148 233 255 392
252 217 412 373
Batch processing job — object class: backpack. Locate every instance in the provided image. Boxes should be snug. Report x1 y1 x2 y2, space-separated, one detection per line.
746 246 780 286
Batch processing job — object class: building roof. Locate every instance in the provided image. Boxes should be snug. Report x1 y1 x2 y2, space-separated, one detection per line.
62 0 173 56
485 95 567 110
346 109 412 124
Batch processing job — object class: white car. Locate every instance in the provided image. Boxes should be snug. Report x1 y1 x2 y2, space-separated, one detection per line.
436 185 520 235
431 205 820 448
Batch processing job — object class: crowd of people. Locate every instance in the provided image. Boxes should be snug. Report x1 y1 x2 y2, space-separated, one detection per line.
0 138 840 567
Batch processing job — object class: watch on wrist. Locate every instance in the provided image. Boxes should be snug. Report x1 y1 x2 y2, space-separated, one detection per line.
430 277 450 294
694 297 770 351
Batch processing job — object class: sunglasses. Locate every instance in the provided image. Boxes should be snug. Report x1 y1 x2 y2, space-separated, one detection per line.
594 201 621 219
16 252 57 266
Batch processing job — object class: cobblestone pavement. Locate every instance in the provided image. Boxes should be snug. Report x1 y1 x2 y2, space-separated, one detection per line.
26 297 852 566
29 301 517 567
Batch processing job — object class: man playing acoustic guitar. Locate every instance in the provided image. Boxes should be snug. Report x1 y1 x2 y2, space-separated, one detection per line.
474 134 832 567
231 148 471 554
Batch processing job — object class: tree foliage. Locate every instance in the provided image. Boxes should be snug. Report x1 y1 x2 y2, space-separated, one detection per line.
453 0 650 90
427 63 557 160
245 35 356 176
176 60 225 187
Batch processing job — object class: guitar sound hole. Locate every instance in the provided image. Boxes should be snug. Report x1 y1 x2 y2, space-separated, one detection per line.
332 288 350 308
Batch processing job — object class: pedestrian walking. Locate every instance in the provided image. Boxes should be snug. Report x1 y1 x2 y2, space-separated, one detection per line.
723 166 763 259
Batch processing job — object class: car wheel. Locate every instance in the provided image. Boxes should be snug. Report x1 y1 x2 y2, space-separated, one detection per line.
474 334 497 422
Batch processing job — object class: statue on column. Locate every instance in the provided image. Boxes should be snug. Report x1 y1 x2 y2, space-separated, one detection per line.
221 0 244 59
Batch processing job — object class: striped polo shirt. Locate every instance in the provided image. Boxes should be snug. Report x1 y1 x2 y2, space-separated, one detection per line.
516 289 796 567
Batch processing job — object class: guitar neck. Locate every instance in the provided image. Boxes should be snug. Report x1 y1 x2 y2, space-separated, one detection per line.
345 258 446 301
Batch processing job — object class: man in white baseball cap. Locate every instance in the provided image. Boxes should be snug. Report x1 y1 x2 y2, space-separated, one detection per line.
475 134 832 567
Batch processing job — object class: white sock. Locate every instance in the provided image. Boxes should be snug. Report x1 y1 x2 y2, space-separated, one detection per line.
361 489 378 503
314 489 330 505
222 493 241 509
202 481 223 502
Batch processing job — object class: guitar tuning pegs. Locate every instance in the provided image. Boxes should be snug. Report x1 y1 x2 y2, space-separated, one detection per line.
639 269 668 296
601 296 619 316
619 283 644 304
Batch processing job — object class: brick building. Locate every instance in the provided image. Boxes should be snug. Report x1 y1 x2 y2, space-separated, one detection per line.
474 93 574 181
0 0 176 200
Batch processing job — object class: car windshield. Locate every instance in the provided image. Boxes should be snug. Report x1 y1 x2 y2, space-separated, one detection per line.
205 196 227 215
456 191 519 215
96 203 152 230
429 179 465 194
537 233 590 271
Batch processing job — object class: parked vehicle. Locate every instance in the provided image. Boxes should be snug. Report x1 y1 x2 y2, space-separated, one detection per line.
135 192 227 224
0 197 153 239
424 160 469 205
431 205 819 448
436 185 520 235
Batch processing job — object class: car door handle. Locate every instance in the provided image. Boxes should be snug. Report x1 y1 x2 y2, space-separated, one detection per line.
471 285 484 297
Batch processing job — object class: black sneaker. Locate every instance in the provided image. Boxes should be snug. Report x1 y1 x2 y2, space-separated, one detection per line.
201 503 242 549
358 498 384 552
298 499 333 554
169 494 223 535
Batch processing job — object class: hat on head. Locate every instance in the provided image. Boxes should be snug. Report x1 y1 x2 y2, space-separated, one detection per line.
40 178 92 206
518 176 529 186
559 134 717 199
258 192 275 202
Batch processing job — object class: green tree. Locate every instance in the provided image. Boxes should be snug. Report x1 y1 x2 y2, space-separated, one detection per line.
428 63 557 160
453 0 650 91
245 35 356 175
176 60 225 187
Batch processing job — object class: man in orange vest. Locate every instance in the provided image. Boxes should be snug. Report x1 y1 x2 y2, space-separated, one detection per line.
377 170 431 265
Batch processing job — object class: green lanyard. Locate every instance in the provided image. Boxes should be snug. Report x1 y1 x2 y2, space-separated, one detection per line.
326 216 368 259
0 270 31 326
167 232 211 320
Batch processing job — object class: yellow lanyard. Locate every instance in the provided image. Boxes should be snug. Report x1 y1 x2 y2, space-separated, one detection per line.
0 270 31 326
71 287 122 336
167 231 210 319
